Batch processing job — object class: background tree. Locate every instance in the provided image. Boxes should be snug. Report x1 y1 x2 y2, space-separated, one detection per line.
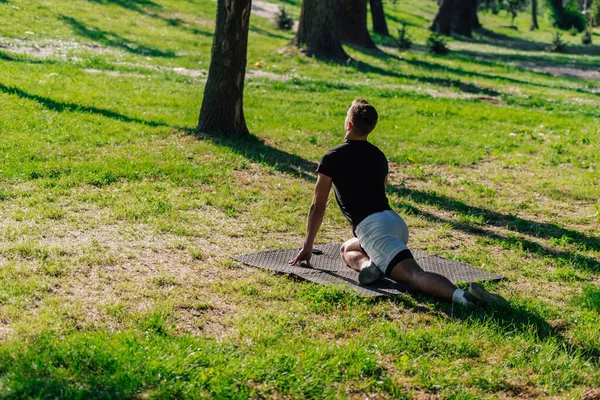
370 0 390 35
431 0 480 37
430 0 455 36
530 0 539 30
592 0 600 26
292 0 347 59
197 0 252 136
455 0 479 36
547 0 587 30
499 0 527 27
340 0 377 48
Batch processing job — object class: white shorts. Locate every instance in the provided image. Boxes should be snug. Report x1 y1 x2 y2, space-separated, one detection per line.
355 210 413 276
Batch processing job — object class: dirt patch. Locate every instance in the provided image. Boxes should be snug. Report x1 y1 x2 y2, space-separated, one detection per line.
116 62 208 77
519 63 600 82
83 68 146 78
0 37 113 59
394 85 507 104
0 324 12 342
246 69 289 81
114 62 287 80
252 0 298 30
252 0 281 21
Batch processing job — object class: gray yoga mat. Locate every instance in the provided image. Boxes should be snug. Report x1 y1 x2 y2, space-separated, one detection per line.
232 243 505 297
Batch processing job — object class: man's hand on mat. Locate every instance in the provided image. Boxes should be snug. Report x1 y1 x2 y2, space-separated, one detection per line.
289 246 313 267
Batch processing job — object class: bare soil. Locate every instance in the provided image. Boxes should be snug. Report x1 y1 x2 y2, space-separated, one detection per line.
518 62 600 82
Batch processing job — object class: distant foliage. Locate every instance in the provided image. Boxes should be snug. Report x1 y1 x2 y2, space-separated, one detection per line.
501 0 528 26
547 0 586 31
426 32 449 55
581 30 592 45
592 0 600 27
275 6 294 31
480 0 526 22
549 31 567 52
396 23 413 50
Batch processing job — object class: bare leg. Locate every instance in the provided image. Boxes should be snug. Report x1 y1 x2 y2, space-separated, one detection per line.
389 258 457 301
340 238 369 272
342 239 465 302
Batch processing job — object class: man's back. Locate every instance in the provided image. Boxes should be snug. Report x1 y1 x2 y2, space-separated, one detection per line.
317 140 391 230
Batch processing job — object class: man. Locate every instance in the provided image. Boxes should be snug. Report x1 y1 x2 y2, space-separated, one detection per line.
290 99 503 307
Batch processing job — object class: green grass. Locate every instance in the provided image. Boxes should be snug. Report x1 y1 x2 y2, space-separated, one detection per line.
1 0 599 397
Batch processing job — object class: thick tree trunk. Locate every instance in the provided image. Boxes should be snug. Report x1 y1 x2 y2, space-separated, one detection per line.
472 0 482 29
530 0 539 30
430 0 455 35
547 0 566 28
370 0 389 36
292 0 347 58
340 0 377 48
454 0 477 37
197 0 252 136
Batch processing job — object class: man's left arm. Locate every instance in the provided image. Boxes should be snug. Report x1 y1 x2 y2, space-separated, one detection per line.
289 173 332 267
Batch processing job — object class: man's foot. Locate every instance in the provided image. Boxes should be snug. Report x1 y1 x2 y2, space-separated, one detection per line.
468 283 506 305
358 263 383 285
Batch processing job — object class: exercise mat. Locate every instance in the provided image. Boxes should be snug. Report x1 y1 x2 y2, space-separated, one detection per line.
232 243 505 297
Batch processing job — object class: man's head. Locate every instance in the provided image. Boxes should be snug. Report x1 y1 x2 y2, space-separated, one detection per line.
345 99 378 137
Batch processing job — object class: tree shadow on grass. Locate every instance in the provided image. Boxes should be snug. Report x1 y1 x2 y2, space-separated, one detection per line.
87 0 213 37
0 82 172 128
474 27 600 56
453 48 600 73
377 288 600 366
249 25 291 41
459 27 550 52
190 131 317 182
349 44 600 97
387 185 600 273
459 302 599 360
350 56 503 98
59 15 177 58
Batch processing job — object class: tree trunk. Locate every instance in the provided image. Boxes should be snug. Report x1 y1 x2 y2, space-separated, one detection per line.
197 0 252 136
454 0 477 37
530 0 539 30
547 0 566 28
472 0 482 29
548 0 563 11
340 0 377 48
292 0 347 59
370 0 389 36
430 0 455 35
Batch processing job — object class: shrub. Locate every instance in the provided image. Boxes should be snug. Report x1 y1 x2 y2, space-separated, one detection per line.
549 31 567 52
547 0 586 31
581 30 592 45
275 6 294 31
426 32 449 55
569 26 578 36
396 24 413 50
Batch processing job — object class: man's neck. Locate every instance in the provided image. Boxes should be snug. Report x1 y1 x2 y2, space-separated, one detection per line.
344 131 369 141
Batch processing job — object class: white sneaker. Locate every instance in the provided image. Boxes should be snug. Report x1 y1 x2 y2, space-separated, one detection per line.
358 263 383 285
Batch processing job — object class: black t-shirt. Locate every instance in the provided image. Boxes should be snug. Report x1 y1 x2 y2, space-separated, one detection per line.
317 140 391 230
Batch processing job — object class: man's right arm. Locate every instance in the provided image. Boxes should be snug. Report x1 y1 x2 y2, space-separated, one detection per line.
289 173 332 267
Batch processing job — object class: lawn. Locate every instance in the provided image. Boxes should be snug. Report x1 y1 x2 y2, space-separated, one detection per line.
0 0 599 398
